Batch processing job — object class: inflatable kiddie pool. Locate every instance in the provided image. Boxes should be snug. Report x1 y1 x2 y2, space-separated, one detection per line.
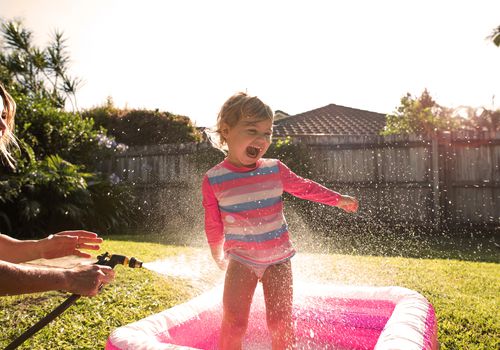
106 283 437 350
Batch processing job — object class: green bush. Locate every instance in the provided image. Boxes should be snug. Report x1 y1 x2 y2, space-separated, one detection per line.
0 89 138 238
84 104 202 146
0 150 136 238
10 88 104 168
267 137 313 177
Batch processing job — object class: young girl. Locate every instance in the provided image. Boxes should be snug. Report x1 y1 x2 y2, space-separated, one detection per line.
202 92 358 349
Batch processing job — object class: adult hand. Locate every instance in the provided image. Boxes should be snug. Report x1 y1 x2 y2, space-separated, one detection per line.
40 230 103 259
64 264 115 296
338 195 359 213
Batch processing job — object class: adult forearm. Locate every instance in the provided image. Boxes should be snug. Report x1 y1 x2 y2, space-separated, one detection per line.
0 234 42 263
0 260 67 296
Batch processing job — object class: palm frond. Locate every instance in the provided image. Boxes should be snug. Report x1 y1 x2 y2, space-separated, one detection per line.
46 30 69 76
1 20 31 51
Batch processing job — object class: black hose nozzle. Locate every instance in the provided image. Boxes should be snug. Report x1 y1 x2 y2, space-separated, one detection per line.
96 252 143 269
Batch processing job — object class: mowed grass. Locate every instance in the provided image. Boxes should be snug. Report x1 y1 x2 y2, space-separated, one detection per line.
0 235 499 350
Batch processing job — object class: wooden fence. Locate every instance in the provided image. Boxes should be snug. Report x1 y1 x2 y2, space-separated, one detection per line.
100 131 499 231
99 142 224 234
289 131 499 229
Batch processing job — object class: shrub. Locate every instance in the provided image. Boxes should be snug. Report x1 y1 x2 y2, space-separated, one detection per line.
267 137 313 177
0 150 137 238
9 88 104 168
0 90 137 238
84 104 202 146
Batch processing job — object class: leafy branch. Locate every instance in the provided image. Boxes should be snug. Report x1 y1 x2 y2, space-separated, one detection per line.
0 19 82 111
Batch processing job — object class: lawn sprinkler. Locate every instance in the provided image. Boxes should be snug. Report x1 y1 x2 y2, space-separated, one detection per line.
4 252 143 350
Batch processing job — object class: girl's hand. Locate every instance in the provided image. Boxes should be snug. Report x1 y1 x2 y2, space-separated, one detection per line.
214 257 228 271
210 244 228 271
338 195 359 213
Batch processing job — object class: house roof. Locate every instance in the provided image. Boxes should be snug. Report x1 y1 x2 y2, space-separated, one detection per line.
273 104 387 137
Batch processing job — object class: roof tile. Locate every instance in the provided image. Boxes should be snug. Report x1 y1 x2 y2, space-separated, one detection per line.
274 104 387 136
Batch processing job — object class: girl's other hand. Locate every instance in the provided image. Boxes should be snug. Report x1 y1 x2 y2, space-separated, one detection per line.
210 244 228 270
214 257 228 271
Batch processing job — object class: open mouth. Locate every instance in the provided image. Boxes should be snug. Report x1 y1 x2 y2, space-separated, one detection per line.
246 145 261 158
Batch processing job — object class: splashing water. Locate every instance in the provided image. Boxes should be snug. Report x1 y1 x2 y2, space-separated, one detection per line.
141 247 395 293
142 248 225 291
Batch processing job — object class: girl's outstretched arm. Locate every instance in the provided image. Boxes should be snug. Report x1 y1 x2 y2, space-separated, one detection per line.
279 161 358 212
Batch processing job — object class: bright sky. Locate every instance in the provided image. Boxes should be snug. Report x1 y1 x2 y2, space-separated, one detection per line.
1 0 499 126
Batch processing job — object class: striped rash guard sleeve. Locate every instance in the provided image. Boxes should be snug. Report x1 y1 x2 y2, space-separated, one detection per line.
201 175 224 247
278 161 342 206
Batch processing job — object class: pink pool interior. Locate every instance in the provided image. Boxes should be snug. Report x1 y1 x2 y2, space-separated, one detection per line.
106 284 438 350
162 296 395 349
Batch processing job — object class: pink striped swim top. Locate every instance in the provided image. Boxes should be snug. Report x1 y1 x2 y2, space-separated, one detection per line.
202 158 342 267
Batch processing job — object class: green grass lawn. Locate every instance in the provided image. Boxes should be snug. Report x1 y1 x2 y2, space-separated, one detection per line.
0 234 498 350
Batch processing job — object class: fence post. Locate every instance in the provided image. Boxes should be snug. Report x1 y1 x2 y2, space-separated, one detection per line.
431 134 441 230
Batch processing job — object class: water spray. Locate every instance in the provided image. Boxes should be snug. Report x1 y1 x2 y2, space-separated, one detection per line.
4 252 143 350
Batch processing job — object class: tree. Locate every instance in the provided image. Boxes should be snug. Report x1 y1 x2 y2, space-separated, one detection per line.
0 19 81 110
382 89 459 136
454 106 500 132
0 20 137 237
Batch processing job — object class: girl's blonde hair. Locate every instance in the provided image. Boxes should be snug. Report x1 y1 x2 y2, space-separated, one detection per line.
0 83 18 168
215 92 273 148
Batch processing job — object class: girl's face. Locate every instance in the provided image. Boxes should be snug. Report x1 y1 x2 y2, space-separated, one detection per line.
223 117 273 167
0 96 6 139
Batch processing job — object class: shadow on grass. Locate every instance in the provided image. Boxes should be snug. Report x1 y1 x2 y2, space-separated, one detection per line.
103 229 207 247
311 228 499 263
290 213 500 263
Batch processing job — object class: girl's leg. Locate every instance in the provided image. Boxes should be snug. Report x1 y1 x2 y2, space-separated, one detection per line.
261 260 295 350
220 258 259 350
